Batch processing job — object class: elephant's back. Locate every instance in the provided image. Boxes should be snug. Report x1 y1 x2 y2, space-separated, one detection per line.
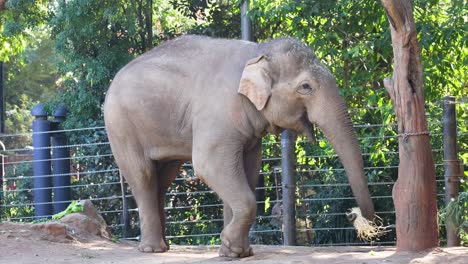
106 35 257 110
125 35 254 73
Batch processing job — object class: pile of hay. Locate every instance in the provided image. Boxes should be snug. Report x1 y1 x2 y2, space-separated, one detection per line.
346 208 388 241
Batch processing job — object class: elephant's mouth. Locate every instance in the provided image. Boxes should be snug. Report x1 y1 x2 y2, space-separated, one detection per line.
297 112 316 145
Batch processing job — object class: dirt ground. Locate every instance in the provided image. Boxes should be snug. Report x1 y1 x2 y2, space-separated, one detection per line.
1 222 467 264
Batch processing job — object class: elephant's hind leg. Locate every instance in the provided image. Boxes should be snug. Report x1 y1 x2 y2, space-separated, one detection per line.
133 177 169 253
118 158 168 253
156 160 184 249
106 114 167 252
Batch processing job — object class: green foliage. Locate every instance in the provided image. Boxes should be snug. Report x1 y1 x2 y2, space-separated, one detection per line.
0 0 48 60
458 102 468 242
1 163 34 221
3 95 35 149
440 192 468 246
182 0 241 38
0 32 25 61
4 30 58 107
416 0 468 100
47 0 137 127
2 0 48 36
1 2 57 149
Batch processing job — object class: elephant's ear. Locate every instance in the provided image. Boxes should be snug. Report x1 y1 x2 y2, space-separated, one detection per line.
238 55 272 110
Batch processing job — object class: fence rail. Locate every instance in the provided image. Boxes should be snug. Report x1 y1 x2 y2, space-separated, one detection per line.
0 99 466 247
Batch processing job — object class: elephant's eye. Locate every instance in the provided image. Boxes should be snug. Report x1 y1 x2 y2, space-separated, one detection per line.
297 83 314 95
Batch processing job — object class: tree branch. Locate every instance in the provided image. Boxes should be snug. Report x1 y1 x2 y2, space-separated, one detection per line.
381 0 407 30
383 77 395 102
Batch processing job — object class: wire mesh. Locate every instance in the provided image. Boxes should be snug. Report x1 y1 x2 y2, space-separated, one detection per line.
0 100 466 247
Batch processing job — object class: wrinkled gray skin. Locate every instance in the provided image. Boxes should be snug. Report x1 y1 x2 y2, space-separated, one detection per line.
104 35 375 258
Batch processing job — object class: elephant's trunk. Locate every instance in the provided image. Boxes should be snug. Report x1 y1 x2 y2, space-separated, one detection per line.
310 98 375 220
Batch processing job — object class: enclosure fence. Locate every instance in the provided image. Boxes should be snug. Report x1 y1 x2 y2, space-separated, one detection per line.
0 98 466 247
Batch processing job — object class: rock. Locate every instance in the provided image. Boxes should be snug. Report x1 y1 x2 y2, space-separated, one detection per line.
60 200 111 241
81 200 108 229
31 200 111 242
60 213 110 240
31 222 73 242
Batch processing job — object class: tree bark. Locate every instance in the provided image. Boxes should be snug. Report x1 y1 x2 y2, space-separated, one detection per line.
380 0 439 251
136 0 147 52
144 0 153 49
0 0 7 11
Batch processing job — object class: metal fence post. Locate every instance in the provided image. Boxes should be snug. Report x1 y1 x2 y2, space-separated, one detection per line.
0 141 5 216
241 0 252 41
51 105 71 214
0 61 5 133
442 96 461 246
241 0 266 216
31 103 52 219
281 130 297 246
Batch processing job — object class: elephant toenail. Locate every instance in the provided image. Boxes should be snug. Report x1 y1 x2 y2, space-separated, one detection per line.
143 247 153 253
230 246 243 254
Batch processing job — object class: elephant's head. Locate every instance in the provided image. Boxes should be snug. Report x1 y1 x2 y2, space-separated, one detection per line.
238 38 375 220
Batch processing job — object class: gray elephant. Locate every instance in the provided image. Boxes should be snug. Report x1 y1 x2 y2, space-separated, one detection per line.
104 35 375 258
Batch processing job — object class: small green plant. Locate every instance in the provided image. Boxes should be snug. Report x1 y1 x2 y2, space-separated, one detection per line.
447 193 468 232
440 192 468 246
52 200 84 220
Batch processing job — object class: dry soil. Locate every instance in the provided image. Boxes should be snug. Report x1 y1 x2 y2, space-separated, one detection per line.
1 222 467 264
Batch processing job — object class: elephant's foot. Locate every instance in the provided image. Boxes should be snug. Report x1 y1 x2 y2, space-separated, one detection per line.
218 232 253 258
138 238 169 253
219 242 253 258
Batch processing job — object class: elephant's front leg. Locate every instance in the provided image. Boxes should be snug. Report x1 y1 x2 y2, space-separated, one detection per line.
223 141 262 227
193 143 257 258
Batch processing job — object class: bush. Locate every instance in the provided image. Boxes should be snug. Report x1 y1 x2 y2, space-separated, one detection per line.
1 163 34 221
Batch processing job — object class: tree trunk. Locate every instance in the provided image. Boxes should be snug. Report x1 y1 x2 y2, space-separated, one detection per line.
0 0 6 11
145 0 153 49
136 0 146 52
380 0 439 251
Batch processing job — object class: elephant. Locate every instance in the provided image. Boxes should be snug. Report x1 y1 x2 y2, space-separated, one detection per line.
104 35 375 258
